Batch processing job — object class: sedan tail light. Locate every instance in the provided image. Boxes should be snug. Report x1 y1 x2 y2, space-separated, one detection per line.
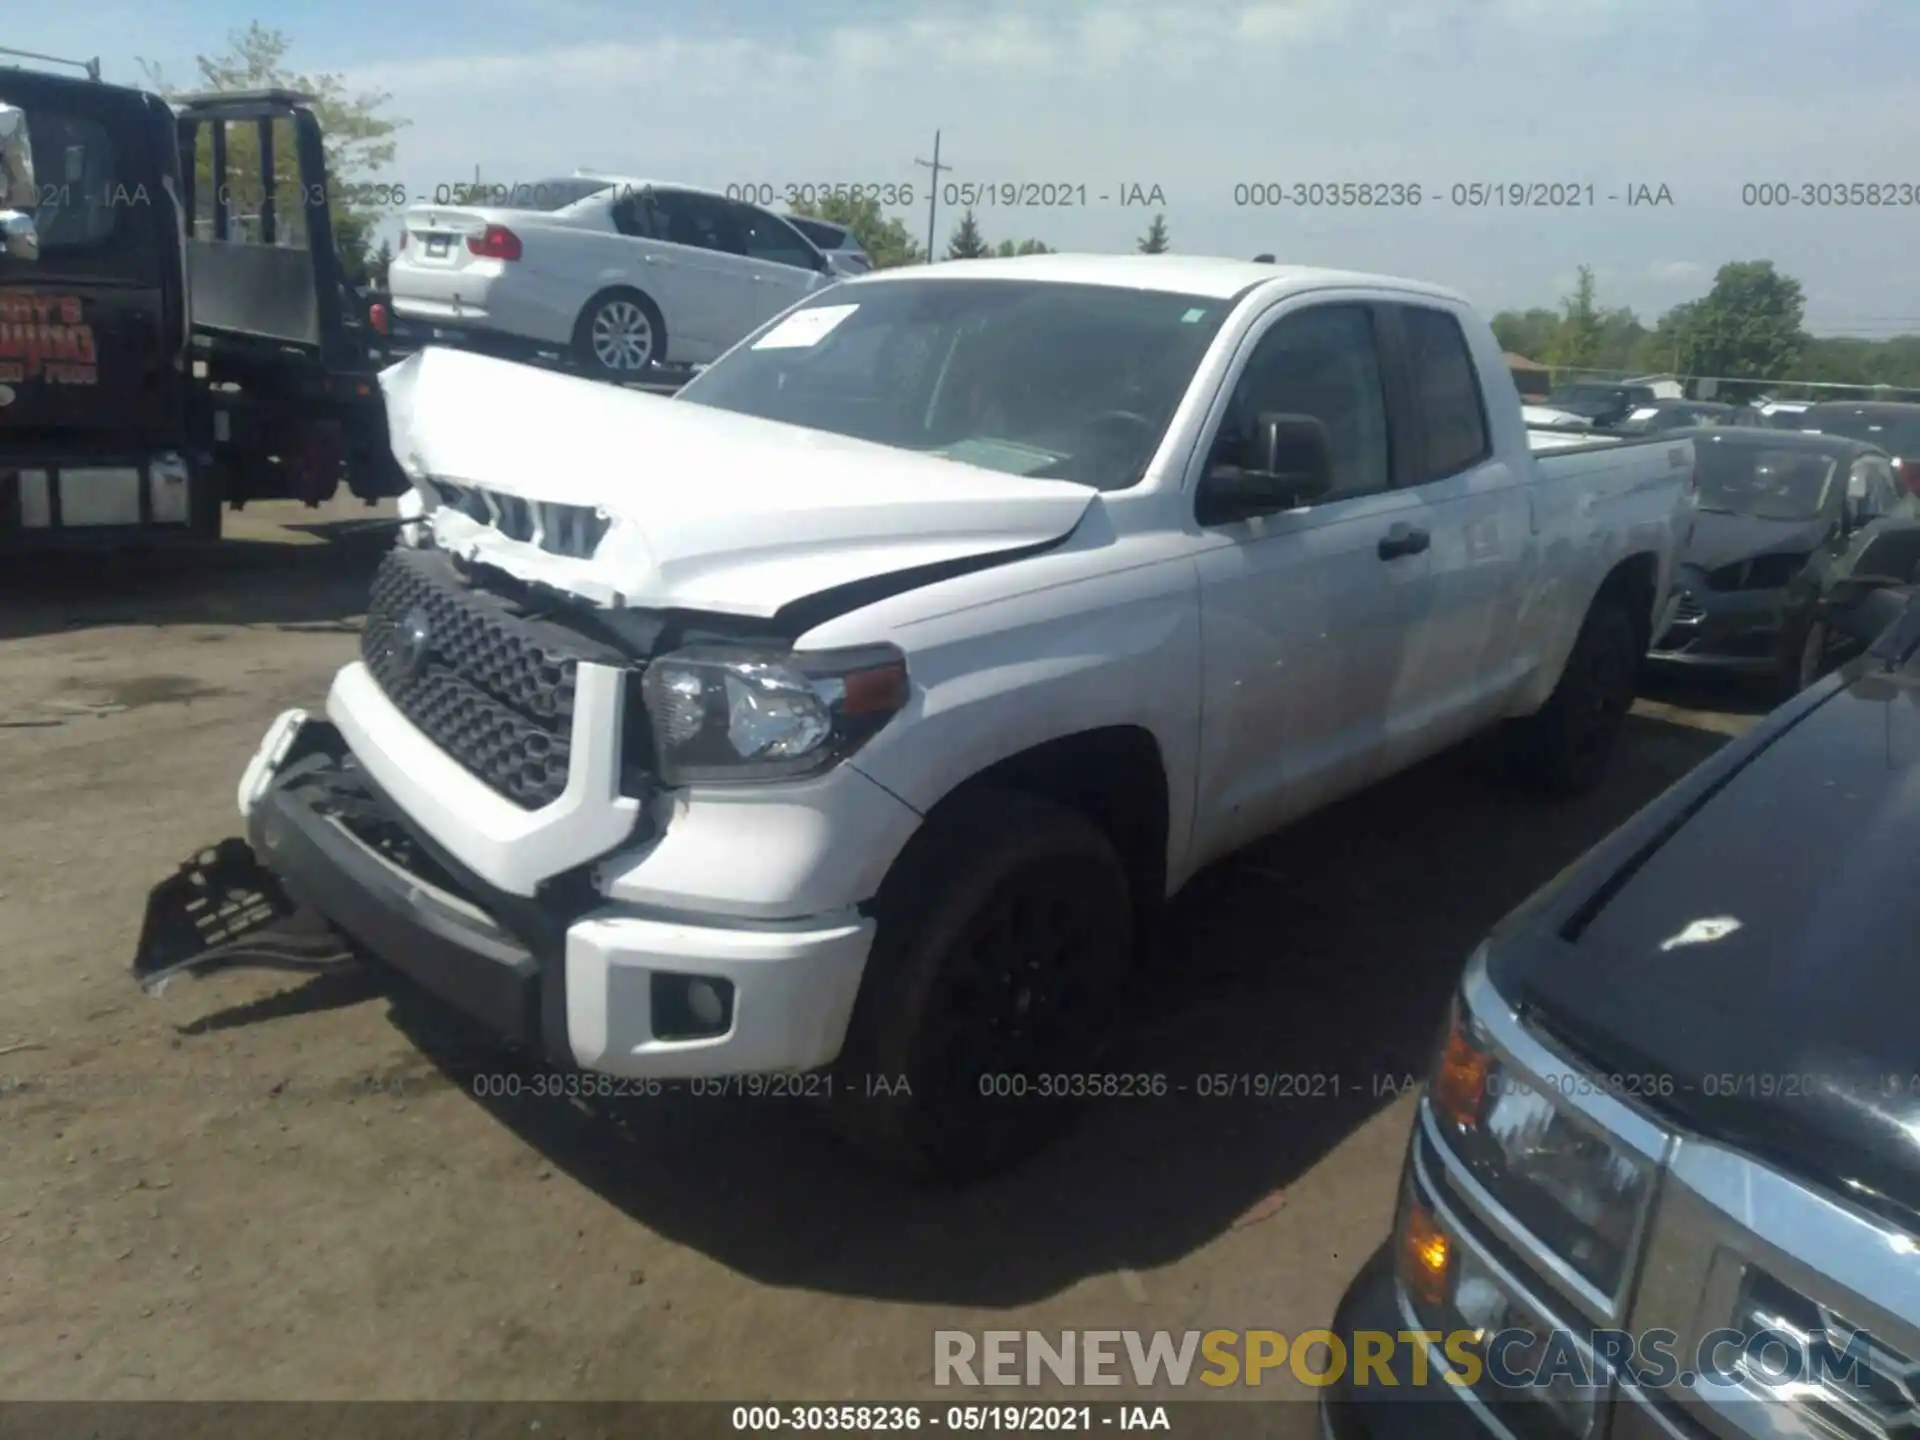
468 224 522 261
1897 457 1920 497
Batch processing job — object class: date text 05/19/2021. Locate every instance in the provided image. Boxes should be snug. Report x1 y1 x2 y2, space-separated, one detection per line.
729 1405 1171 1432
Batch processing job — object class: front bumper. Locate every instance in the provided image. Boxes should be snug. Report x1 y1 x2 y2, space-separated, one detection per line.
1648 583 1786 673
239 712 878 1077
1322 1247 1503 1440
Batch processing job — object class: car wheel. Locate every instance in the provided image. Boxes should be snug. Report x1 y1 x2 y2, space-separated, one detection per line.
1792 617 1833 693
825 790 1133 1183
571 290 664 380
1502 594 1638 796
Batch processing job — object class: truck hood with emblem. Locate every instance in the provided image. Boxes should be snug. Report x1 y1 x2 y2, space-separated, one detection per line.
1487 641 1920 1233
379 346 1099 619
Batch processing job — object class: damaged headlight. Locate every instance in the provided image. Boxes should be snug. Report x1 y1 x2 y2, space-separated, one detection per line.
638 644 909 785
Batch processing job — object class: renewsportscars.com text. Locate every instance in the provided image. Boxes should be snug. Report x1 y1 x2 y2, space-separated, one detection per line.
933 1327 1883 1391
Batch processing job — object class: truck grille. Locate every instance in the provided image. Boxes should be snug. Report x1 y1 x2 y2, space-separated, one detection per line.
1731 1268 1920 1440
431 480 609 559
362 549 592 809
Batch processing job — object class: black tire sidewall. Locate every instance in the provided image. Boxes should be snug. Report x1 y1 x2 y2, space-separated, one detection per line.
831 791 1133 1181
1509 597 1637 793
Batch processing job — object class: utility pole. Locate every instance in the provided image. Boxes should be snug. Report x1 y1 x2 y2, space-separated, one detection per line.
915 130 949 263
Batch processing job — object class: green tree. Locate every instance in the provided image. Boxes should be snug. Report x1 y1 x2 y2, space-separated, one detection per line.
945 206 990 259
1682 260 1807 398
1137 214 1170 253
1631 300 1699 376
1544 265 1603 371
1490 307 1560 363
1592 307 1648 372
140 22 406 284
368 236 395 288
993 237 1053 255
787 192 924 269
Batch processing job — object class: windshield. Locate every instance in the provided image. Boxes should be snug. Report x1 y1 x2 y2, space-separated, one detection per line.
675 279 1232 488
1546 383 1644 416
1695 445 1837 521
1802 410 1920 456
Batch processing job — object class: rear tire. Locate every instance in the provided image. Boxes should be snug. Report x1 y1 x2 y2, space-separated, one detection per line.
1503 594 1638 795
571 288 665 381
825 790 1133 1183
1781 615 1834 697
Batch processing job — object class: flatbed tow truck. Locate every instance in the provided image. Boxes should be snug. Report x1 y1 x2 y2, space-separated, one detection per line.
1 49 407 550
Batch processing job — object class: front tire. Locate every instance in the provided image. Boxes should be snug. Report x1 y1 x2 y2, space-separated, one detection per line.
571 289 664 381
1503 595 1639 795
827 790 1133 1183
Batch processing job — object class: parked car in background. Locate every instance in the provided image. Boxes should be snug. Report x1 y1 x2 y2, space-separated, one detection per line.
387 175 837 379
216 255 1693 1180
785 214 872 275
1756 398 1815 427
1327 593 1920 1440
1649 427 1905 688
1543 381 1660 428
1798 400 1920 496
1520 403 1593 435
1611 399 1736 434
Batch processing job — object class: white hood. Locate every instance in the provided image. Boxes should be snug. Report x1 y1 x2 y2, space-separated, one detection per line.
378 347 1098 617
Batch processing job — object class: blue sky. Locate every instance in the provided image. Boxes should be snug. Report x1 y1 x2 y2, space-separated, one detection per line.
32 0 1920 337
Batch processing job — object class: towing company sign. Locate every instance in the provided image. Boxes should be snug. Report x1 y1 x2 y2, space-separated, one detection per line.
0 290 98 385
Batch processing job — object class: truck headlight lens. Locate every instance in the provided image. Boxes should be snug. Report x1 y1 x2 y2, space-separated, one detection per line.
638 644 908 785
1427 991 1653 1298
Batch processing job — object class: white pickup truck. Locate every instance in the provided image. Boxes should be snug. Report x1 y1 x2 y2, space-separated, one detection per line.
232 255 1695 1179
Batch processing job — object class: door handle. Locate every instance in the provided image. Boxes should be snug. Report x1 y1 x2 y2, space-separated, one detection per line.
1378 523 1430 560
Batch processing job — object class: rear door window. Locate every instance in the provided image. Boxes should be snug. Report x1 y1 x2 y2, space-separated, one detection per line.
650 191 746 255
737 205 820 271
1397 305 1491 480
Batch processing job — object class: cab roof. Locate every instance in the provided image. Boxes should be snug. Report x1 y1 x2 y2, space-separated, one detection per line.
848 252 1473 304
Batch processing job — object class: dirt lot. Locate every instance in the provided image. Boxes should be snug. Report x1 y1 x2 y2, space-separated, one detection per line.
0 501 1763 1412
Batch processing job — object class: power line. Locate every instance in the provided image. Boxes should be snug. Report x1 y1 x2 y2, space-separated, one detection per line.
914 130 949 264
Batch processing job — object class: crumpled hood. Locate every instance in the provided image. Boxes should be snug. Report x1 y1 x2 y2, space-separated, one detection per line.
378 347 1099 617
1681 510 1829 573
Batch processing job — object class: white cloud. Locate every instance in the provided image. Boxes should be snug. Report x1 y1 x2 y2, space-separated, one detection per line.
1649 261 1705 282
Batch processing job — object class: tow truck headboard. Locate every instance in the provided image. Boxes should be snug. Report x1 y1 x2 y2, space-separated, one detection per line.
173 90 347 360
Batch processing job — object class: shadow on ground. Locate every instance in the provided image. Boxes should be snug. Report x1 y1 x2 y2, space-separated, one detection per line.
229 710 1726 1309
0 511 394 642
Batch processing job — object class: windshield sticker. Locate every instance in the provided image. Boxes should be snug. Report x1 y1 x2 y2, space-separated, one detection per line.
1181 308 1207 323
753 304 859 350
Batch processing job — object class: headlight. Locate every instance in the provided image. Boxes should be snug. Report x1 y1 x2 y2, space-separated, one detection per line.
637 643 908 785
1394 1182 1602 1438
1426 992 1654 1299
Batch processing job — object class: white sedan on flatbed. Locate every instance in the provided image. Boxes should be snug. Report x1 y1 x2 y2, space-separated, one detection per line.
386 174 839 379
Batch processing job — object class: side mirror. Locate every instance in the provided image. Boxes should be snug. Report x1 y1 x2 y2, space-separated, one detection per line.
1203 412 1334 519
0 211 36 261
0 103 34 209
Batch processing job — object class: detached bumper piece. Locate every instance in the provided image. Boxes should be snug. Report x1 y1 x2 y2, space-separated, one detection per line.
241 722 572 1058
